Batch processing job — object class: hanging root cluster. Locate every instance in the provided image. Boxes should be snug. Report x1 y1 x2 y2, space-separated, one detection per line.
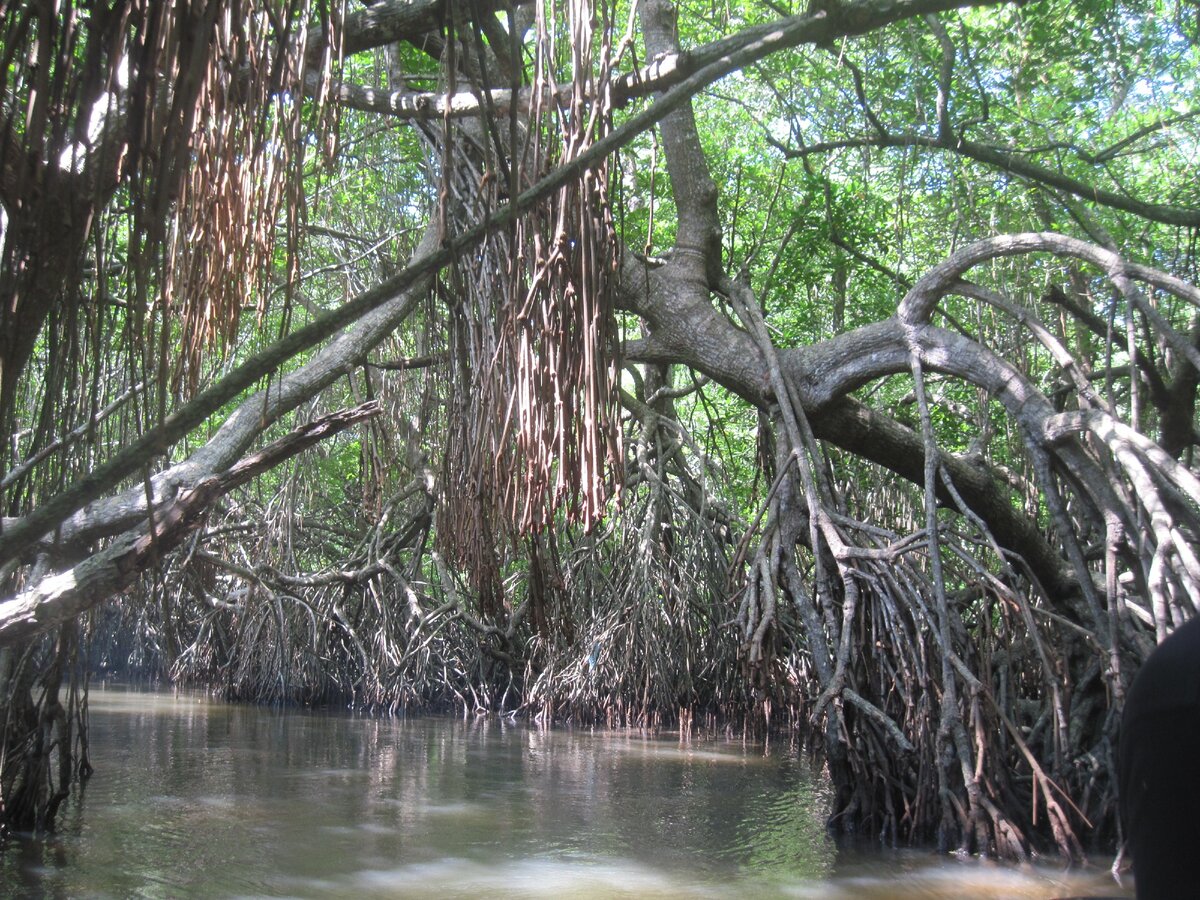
437 0 624 614
152 0 344 394
0 0 341 837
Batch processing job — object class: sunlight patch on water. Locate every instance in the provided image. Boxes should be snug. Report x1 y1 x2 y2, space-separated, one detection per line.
603 736 763 766
256 854 1124 900
197 794 240 809
87 686 225 716
815 856 1128 900
350 855 726 898
308 767 373 779
420 801 488 816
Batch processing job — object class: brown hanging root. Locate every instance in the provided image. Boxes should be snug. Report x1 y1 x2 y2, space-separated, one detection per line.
437 0 623 610
162 0 344 395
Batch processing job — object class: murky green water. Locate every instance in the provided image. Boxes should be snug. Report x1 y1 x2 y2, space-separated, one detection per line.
3 685 1129 898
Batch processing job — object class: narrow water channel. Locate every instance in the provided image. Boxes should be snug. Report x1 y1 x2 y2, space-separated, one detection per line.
3 685 1129 898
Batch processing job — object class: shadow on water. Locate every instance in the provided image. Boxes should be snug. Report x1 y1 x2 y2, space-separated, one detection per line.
1 684 1132 899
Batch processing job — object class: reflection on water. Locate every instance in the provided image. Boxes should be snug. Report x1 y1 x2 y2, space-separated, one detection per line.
1 685 1129 898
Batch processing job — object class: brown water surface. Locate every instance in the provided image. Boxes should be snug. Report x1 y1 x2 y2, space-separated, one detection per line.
1 685 1130 898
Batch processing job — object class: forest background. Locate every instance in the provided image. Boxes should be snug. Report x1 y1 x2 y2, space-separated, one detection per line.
0 0 1198 866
